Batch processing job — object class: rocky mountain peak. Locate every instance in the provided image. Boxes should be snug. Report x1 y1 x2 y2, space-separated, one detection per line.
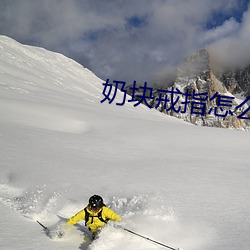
128 48 250 130
177 48 210 78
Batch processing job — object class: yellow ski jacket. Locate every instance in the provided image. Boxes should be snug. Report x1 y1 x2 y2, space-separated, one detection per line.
67 206 121 233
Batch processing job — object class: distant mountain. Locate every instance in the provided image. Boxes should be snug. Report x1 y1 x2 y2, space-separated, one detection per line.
127 49 250 130
217 66 250 97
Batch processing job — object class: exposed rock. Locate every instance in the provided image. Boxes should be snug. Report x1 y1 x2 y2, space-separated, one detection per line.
127 49 250 130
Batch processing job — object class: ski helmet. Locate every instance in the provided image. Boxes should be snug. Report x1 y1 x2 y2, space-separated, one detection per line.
89 195 104 210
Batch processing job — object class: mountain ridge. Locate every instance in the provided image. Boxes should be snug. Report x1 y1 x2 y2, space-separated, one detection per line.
130 48 250 130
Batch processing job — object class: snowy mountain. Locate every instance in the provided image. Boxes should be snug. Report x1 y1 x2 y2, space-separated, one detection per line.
0 36 250 250
173 49 250 129
130 49 250 130
217 65 250 97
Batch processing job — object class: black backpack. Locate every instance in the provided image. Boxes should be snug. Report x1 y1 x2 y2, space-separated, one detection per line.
84 206 109 226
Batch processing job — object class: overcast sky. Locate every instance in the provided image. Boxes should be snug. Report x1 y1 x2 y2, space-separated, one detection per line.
0 0 249 86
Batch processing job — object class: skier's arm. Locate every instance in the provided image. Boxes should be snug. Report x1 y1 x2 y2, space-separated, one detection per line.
67 209 85 225
104 207 122 222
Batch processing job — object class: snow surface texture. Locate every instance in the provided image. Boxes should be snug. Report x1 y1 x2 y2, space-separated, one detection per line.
0 35 250 250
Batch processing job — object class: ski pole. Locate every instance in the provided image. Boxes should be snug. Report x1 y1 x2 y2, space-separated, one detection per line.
122 227 180 250
37 220 48 231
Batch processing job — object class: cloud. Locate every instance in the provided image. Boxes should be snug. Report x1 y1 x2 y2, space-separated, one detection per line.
0 0 249 85
200 18 240 45
209 4 250 69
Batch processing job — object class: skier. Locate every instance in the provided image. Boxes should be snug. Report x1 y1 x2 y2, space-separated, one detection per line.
66 194 122 239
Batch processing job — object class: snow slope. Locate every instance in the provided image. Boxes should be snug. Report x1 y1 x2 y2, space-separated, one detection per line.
0 35 250 250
